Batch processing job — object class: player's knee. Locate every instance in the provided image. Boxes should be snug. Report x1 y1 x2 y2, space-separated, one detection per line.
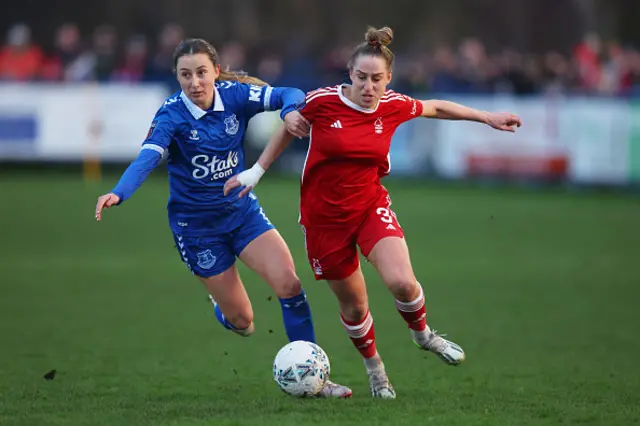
340 301 369 323
272 270 303 299
385 274 418 300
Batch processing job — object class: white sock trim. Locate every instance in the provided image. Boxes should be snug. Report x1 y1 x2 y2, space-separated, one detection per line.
341 311 373 339
395 283 424 313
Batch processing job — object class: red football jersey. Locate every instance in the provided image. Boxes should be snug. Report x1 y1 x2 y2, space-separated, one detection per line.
299 84 423 228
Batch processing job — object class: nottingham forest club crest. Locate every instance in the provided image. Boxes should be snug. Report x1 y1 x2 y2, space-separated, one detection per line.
224 114 240 136
374 117 383 134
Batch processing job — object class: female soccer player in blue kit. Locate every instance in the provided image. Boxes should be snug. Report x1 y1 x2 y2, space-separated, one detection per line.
94 38 351 398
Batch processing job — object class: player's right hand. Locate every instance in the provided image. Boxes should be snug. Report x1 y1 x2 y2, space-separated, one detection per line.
283 111 311 138
485 112 522 132
95 193 120 222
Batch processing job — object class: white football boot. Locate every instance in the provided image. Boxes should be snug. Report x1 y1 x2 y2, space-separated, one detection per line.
367 367 396 399
415 329 465 365
317 380 353 398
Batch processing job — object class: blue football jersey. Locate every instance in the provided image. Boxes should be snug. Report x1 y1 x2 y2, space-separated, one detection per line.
140 81 284 235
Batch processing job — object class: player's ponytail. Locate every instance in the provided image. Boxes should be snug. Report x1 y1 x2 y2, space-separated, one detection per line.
348 26 395 71
173 38 268 87
218 69 269 87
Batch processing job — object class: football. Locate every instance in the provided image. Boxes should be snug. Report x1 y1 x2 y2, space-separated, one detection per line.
272 341 331 397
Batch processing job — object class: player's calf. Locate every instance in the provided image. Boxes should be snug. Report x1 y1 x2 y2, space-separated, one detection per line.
209 295 254 337
340 310 378 359
395 282 428 336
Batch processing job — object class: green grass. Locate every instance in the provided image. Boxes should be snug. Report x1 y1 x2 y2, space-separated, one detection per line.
1 172 639 425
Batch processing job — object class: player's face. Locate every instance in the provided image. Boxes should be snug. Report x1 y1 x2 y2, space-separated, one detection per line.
176 53 220 109
349 55 392 108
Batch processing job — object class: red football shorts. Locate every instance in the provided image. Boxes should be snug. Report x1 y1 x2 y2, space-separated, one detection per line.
301 196 404 281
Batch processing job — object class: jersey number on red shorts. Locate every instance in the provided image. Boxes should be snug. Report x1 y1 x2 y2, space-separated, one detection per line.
376 207 396 224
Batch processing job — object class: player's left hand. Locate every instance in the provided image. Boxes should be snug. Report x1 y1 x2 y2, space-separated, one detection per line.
224 175 253 198
485 112 522 132
223 163 265 198
283 111 311 138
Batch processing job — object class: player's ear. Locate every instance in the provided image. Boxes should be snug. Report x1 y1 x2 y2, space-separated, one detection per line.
348 67 356 84
386 70 393 85
213 63 221 80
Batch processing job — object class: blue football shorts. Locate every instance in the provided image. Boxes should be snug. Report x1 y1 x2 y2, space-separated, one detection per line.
171 205 274 278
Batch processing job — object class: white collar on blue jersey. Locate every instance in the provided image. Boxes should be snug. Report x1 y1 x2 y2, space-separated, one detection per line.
180 85 225 120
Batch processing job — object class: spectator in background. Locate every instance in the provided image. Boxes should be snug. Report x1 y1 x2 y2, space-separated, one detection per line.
541 51 574 94
429 45 466 94
91 25 118 82
218 41 247 73
256 53 285 86
42 23 95 82
276 38 319 92
596 41 640 96
144 23 183 91
493 48 537 95
574 32 603 92
4 19 640 99
112 34 148 83
0 24 43 81
322 43 353 86
620 48 640 96
521 55 543 94
389 56 429 94
457 37 491 93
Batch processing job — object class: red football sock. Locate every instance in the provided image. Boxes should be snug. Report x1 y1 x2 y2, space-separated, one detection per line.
395 283 427 331
340 310 378 359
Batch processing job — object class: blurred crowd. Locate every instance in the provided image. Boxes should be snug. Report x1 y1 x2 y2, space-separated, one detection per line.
2 22 640 97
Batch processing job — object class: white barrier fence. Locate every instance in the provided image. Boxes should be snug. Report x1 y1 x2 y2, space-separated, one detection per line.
0 83 168 161
425 94 640 185
1 84 639 185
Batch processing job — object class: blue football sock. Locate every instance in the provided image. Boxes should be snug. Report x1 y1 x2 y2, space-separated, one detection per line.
214 303 238 331
279 290 316 343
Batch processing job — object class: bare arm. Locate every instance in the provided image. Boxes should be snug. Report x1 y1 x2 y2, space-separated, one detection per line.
255 124 295 171
420 100 488 122
223 124 296 197
420 99 522 132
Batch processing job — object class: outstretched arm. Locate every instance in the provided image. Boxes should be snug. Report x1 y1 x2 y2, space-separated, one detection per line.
95 149 162 221
420 99 522 132
111 149 163 201
95 105 174 222
223 124 294 198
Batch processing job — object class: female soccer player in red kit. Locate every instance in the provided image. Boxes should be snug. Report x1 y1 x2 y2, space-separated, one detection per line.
226 26 522 398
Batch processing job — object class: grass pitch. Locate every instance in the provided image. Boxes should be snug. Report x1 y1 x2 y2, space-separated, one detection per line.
1 172 639 425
